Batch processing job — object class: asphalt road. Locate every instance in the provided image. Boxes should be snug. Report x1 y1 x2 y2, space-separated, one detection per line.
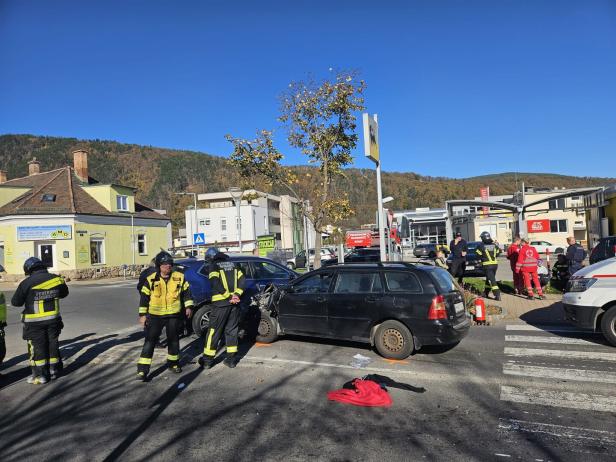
1 280 615 461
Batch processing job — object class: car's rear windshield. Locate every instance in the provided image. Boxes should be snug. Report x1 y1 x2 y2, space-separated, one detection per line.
427 267 460 293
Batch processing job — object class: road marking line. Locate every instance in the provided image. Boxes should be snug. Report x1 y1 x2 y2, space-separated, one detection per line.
242 355 415 376
505 325 599 334
505 335 604 345
504 347 616 361
500 385 616 412
498 418 616 444
503 363 616 384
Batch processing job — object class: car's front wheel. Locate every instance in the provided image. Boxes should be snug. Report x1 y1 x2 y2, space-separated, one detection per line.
600 306 616 347
286 262 296 270
192 305 211 337
374 320 414 359
255 312 279 343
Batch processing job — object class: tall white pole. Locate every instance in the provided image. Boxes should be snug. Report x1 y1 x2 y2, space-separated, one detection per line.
375 115 387 262
131 213 135 266
193 193 198 256
237 200 242 253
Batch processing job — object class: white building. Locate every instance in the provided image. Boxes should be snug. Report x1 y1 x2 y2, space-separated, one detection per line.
183 190 308 253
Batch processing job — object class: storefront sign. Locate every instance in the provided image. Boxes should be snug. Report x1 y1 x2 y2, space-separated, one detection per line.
17 225 72 241
527 219 550 233
257 234 276 258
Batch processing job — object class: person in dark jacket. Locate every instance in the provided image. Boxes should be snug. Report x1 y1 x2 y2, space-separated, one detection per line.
0 292 6 374
565 237 586 276
11 257 69 384
198 248 246 369
448 232 467 284
476 231 502 300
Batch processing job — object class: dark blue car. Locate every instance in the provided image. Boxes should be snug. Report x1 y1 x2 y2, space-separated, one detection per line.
175 256 298 337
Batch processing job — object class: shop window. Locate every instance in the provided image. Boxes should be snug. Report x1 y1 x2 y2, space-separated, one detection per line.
116 195 129 211
90 239 104 264
137 234 147 255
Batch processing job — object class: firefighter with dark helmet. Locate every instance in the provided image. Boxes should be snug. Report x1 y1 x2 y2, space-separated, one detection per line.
136 251 194 381
198 247 246 369
476 231 502 301
11 257 69 384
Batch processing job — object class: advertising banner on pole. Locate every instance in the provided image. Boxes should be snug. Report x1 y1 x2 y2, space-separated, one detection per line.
257 234 276 257
363 113 380 164
480 187 490 216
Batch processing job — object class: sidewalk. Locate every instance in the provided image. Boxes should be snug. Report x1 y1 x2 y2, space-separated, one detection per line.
489 292 565 324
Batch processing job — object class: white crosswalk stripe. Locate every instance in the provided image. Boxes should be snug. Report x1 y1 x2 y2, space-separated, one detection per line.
499 322 616 454
505 334 603 345
503 363 616 384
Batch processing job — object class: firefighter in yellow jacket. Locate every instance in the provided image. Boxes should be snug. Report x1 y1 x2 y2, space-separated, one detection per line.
198 248 245 369
137 251 194 381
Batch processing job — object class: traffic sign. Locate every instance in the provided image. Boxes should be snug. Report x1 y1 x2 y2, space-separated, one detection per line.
193 233 205 245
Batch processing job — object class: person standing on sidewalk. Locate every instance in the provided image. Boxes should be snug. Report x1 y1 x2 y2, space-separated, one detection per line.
476 231 502 300
137 251 194 381
448 232 468 284
11 257 69 384
507 236 523 294
515 239 545 300
565 237 586 277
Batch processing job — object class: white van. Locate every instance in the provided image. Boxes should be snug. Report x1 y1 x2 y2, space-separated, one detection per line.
563 257 616 346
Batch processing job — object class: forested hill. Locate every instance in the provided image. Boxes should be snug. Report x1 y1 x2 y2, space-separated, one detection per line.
1 134 614 230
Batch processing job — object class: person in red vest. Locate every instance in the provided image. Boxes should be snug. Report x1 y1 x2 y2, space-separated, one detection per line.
515 238 545 300
507 236 523 295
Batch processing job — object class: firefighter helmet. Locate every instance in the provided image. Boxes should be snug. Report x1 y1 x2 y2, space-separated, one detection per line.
154 251 174 267
480 231 492 244
23 257 46 275
204 247 220 261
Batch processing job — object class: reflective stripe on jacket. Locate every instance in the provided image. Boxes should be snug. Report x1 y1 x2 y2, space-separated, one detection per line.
515 245 540 273
209 260 246 306
10 269 69 323
0 292 6 325
476 243 500 266
139 270 194 316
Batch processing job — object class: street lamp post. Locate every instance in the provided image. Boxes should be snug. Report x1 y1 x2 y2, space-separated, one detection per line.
229 187 243 254
175 192 198 256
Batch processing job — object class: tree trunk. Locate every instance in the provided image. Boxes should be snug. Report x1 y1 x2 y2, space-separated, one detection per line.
314 231 322 269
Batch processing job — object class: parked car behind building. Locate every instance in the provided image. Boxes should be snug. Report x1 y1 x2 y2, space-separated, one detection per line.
589 236 616 264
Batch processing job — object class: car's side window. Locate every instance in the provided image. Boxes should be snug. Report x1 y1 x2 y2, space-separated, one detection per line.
293 272 333 294
334 272 382 294
384 271 422 293
252 261 288 279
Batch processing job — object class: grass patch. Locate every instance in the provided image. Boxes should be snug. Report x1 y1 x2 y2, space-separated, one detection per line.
463 277 562 295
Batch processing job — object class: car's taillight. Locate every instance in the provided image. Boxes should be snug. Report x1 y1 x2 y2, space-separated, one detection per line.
428 295 448 320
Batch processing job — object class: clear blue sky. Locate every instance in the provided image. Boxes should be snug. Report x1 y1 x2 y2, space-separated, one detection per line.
1 0 615 178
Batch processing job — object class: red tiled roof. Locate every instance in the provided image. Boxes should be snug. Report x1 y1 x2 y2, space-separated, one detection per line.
0 167 168 220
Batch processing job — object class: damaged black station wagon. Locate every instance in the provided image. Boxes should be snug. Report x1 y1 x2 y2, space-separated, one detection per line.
254 262 470 359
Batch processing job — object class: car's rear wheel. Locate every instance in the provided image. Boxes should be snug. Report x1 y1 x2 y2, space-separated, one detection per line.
374 320 414 359
600 306 616 347
255 312 278 343
192 305 211 337
286 262 295 270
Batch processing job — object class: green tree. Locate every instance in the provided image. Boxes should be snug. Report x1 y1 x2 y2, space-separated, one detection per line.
227 71 365 267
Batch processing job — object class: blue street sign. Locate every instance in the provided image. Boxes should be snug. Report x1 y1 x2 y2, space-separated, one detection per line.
193 233 206 245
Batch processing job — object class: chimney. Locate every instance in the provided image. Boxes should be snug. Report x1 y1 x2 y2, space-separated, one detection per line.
0 170 6 184
28 158 40 176
73 149 89 183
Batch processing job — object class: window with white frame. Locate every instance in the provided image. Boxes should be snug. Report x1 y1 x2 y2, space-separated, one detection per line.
550 219 568 233
221 218 227 232
116 195 129 211
137 234 147 255
90 239 105 264
199 219 211 227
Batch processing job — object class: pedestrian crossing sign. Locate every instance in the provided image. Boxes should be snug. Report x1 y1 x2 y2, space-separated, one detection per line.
193 233 205 245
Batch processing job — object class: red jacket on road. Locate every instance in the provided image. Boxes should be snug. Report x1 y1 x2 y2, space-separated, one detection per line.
506 243 521 270
516 244 540 273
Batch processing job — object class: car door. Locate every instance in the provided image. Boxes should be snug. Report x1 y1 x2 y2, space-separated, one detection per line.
278 270 333 336
250 260 295 292
295 251 307 269
328 270 384 341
